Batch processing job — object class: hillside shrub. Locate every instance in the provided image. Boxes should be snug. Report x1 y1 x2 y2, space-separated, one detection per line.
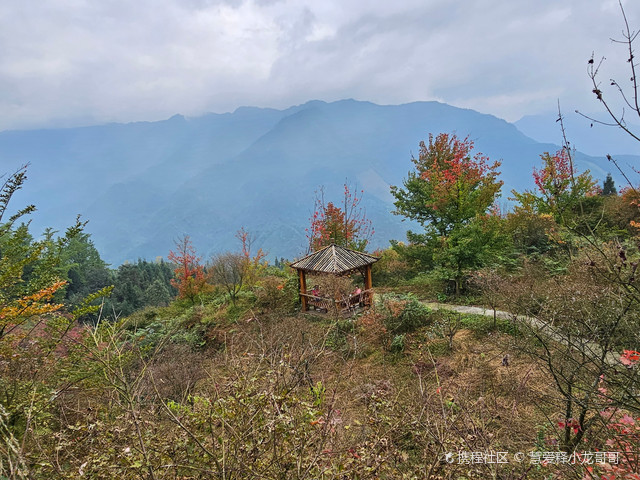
354 309 388 356
390 334 405 354
255 274 299 313
378 293 432 334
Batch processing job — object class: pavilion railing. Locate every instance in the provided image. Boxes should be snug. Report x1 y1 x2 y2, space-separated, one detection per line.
300 289 373 313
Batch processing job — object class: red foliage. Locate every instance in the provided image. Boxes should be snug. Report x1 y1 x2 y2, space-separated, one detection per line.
578 367 640 479
168 235 208 303
621 349 640 366
418 134 499 214
522 148 598 216
596 410 640 479
397 133 503 235
557 417 581 434
307 183 374 252
533 148 573 194
619 188 640 232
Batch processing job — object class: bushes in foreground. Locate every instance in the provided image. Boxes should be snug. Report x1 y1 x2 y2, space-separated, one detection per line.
377 293 432 334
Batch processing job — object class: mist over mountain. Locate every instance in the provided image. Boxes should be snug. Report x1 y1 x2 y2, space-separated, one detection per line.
1 99 629 265
515 112 640 158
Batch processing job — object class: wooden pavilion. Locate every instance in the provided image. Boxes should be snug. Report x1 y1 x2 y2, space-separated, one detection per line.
290 244 379 313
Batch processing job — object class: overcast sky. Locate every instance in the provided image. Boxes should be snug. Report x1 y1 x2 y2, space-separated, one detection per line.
0 0 637 131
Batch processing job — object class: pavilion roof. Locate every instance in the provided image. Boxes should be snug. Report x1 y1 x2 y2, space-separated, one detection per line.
290 244 379 274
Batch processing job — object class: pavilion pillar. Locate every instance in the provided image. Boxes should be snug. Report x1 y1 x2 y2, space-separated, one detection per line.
364 265 373 305
299 270 308 311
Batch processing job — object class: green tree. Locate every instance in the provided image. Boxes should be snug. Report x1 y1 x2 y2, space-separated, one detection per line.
390 133 505 294
602 172 617 196
103 260 176 318
430 216 508 294
0 165 79 338
58 232 112 313
109 262 146 316
143 278 172 307
391 133 502 236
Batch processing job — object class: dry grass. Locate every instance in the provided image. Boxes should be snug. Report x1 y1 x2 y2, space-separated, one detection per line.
22 307 569 479
187 311 560 476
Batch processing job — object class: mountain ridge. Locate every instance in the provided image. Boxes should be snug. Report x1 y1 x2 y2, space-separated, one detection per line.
2 99 632 265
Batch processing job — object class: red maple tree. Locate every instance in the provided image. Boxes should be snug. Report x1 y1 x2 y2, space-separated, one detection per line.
392 133 503 237
168 235 209 303
512 148 598 220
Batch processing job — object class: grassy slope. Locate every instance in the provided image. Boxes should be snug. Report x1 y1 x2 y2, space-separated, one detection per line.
9 295 581 479
107 302 558 478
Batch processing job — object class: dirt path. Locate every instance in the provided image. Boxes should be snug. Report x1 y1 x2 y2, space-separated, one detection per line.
422 302 513 319
423 301 621 365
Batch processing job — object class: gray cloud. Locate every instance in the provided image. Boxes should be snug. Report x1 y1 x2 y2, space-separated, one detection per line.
0 0 637 130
